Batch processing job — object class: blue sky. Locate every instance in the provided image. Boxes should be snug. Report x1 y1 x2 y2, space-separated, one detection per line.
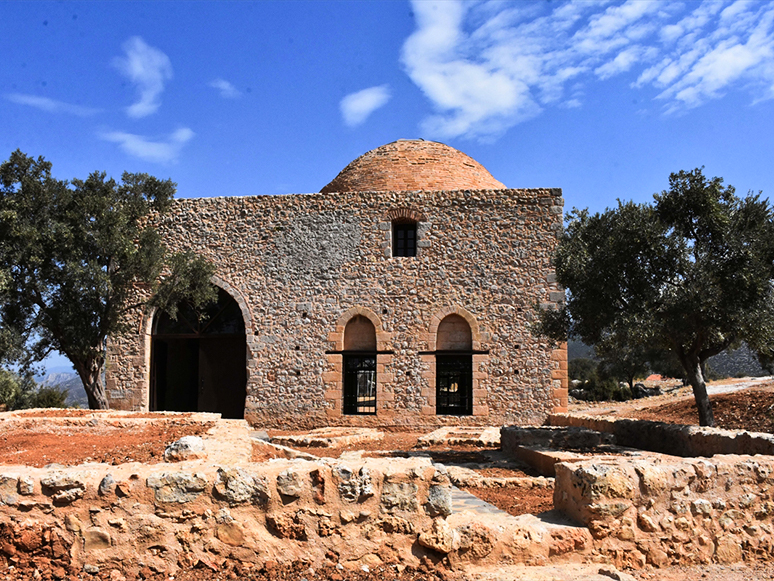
3 0 774 372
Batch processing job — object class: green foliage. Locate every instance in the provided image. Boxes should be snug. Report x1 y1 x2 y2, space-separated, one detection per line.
583 376 631 402
0 368 67 410
32 385 69 408
539 168 774 426
0 150 216 409
568 358 597 382
569 358 633 402
0 368 35 410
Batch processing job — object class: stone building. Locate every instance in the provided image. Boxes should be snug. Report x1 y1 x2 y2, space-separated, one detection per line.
106 139 568 429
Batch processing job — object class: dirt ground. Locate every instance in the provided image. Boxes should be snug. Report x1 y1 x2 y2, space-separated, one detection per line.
0 419 214 467
574 379 774 433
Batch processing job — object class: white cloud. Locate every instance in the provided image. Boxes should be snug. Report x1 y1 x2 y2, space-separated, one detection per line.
340 85 392 127
113 37 173 118
401 0 774 140
5 93 101 116
209 78 241 99
596 46 655 80
100 127 194 163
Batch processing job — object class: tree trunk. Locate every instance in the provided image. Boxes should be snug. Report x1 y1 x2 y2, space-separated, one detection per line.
73 358 109 410
683 356 714 427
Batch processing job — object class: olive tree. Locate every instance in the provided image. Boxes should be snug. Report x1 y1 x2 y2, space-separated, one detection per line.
0 151 215 409
537 169 774 426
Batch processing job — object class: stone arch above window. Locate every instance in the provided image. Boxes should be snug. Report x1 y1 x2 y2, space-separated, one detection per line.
380 207 430 259
436 314 472 351
427 307 482 351
329 307 390 351
344 315 376 351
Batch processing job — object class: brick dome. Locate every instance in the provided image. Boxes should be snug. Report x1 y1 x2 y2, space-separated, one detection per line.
320 139 505 193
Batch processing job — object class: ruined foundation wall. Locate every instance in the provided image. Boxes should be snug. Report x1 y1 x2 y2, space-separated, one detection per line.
554 455 774 569
106 188 566 429
549 413 774 457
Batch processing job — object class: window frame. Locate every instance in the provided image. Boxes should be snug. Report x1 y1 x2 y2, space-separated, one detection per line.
342 352 377 415
435 353 473 416
392 222 417 257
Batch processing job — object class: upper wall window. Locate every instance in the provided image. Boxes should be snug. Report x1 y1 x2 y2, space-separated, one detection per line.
393 222 417 257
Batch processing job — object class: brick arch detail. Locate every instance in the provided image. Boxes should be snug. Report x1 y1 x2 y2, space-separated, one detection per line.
386 206 427 223
427 307 482 351
330 306 390 351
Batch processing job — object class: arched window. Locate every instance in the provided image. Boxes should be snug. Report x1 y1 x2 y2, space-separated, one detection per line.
342 315 377 414
150 288 247 419
435 314 473 415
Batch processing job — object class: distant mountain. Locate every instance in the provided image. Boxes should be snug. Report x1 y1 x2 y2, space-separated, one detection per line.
567 338 768 379
568 339 595 360
707 344 769 378
40 371 88 408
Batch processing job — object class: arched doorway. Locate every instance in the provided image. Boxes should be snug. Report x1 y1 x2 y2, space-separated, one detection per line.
436 314 473 416
150 288 247 419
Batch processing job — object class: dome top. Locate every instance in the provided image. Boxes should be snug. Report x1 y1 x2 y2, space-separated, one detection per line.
320 139 505 193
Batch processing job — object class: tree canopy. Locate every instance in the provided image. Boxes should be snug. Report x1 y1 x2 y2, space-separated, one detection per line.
537 168 774 426
0 150 216 409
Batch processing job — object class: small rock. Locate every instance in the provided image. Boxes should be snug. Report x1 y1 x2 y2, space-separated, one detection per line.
98 474 116 496
18 476 34 496
381 481 418 513
146 471 208 504
40 473 86 504
214 467 270 505
425 485 452 517
598 565 636 581
216 522 245 546
164 436 206 462
83 564 99 574
277 469 304 498
418 518 454 553
83 527 111 551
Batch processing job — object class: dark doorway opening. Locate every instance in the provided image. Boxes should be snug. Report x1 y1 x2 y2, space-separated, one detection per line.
150 288 246 419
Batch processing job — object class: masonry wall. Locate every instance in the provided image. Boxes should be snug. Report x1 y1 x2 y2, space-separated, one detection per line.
106 188 566 429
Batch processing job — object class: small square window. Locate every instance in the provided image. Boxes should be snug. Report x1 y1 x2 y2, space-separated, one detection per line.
393 223 417 257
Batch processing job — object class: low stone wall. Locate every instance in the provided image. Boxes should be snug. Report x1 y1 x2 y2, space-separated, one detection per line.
0 453 595 577
0 456 453 576
501 425 619 477
554 455 774 569
549 413 774 457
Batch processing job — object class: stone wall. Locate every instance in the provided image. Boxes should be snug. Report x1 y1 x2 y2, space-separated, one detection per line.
106 188 567 429
0 456 452 576
0 454 595 577
554 455 774 569
549 413 774 457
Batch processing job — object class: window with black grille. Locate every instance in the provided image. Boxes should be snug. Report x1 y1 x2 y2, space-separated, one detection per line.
436 354 472 415
343 354 377 415
392 222 417 257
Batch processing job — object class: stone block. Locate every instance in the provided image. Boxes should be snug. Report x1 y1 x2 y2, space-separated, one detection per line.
147 472 208 504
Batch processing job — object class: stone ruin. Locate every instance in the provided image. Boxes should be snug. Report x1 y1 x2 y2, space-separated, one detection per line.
2 409 774 577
